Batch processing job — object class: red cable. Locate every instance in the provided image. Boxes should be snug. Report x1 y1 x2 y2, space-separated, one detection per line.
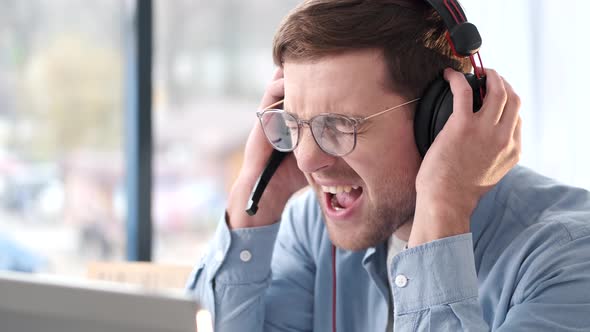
476 52 486 77
443 0 461 23
469 52 487 102
445 32 460 57
469 53 486 80
332 245 337 332
328 5 481 331
469 55 480 78
449 0 466 22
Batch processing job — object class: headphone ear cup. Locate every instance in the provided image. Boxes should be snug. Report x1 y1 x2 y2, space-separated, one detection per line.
414 73 481 157
414 77 453 157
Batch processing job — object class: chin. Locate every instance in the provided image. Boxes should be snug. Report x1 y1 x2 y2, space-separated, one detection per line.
314 182 415 251
323 214 393 251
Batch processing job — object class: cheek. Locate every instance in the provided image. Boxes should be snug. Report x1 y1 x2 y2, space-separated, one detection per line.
346 125 421 183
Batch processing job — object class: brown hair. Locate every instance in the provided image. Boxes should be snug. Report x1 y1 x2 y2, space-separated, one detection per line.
272 0 472 98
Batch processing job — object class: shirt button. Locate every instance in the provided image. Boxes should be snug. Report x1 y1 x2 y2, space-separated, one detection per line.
395 274 408 288
214 250 224 262
239 250 252 262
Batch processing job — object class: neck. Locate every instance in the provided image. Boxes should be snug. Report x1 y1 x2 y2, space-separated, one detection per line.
393 220 413 242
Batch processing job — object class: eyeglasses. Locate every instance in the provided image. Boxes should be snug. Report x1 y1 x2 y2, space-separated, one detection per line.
256 98 420 157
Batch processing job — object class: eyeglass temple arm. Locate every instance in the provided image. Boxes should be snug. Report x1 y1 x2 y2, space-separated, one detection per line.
245 149 289 216
362 98 421 121
263 99 284 110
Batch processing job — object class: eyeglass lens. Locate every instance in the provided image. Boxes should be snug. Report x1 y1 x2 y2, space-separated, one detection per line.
259 111 356 156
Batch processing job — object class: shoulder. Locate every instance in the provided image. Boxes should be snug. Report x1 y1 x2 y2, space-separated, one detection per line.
474 165 590 278
495 165 590 237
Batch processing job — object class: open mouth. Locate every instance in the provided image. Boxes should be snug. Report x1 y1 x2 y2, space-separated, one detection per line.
322 185 364 213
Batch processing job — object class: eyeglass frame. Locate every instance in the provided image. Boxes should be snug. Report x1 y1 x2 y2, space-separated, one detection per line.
256 97 421 157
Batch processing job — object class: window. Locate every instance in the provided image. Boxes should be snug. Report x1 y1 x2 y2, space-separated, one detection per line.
152 0 300 265
461 0 590 189
2 0 588 277
0 0 125 274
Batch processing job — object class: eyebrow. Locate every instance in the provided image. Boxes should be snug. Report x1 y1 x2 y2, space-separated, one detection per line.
282 103 364 119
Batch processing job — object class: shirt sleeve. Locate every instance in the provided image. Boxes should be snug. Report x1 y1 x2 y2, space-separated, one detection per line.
390 230 590 331
187 192 317 332
186 214 280 331
391 233 490 331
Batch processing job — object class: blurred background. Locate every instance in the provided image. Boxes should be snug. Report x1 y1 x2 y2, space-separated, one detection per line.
0 0 588 276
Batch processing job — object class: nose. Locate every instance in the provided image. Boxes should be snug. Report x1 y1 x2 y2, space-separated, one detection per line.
294 126 337 173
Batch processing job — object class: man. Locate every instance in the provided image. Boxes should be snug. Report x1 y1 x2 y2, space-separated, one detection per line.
188 0 590 330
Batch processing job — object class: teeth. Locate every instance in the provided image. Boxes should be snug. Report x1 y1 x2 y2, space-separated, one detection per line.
322 185 358 194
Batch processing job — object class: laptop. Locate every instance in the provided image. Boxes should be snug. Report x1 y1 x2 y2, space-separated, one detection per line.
0 271 202 332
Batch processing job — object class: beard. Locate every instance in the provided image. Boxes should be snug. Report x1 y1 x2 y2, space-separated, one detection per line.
315 173 416 251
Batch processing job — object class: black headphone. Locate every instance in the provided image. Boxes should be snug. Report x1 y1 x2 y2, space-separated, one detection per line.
414 0 487 157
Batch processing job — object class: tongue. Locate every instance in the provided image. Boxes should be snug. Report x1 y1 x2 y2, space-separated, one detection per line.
335 188 362 208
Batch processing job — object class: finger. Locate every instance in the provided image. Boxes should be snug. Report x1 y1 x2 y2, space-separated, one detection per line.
272 67 284 80
512 116 522 161
498 77 521 134
443 68 473 119
259 78 285 110
513 116 522 146
480 69 507 124
249 116 275 164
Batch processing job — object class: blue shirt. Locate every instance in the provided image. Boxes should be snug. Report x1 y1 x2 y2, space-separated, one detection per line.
188 166 590 331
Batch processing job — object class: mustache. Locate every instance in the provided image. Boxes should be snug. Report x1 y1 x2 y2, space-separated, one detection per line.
309 169 362 184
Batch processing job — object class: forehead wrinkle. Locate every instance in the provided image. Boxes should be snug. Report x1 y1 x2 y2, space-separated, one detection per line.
285 101 362 120
285 82 374 118
284 93 338 120
283 50 399 119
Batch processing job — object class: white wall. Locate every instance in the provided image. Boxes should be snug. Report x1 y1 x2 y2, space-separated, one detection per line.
460 0 590 189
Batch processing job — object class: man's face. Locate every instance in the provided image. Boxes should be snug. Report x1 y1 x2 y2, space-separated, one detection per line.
283 49 422 250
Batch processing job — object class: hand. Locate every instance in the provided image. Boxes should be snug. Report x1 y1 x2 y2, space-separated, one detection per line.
409 68 522 247
226 68 307 229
